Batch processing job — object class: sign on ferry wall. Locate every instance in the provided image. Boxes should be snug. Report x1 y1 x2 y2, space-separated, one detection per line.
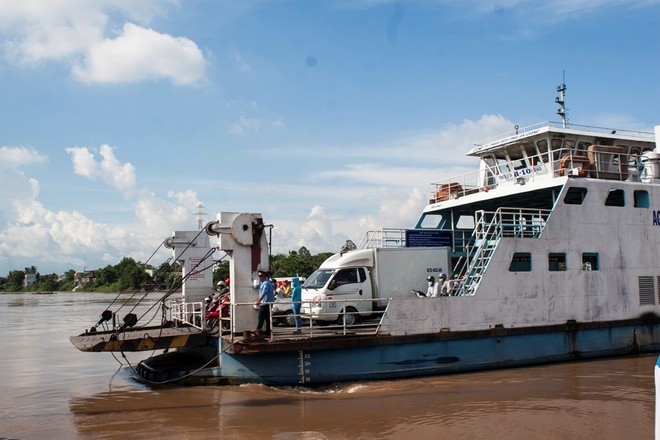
496 165 544 182
405 229 453 247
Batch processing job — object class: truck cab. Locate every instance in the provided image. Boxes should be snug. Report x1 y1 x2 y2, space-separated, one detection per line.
301 266 372 325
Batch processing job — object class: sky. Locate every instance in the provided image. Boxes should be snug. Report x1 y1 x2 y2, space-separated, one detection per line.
0 0 658 276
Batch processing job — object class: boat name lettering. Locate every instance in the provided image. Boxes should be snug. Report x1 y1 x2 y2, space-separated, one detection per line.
497 165 543 181
653 211 660 226
427 268 444 274
476 128 541 151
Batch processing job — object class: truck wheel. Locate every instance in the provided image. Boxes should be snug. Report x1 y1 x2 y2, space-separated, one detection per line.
284 311 296 327
338 307 359 326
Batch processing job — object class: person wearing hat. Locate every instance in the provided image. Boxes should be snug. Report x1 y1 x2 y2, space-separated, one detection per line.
216 280 229 295
438 273 451 296
426 275 439 298
255 270 275 335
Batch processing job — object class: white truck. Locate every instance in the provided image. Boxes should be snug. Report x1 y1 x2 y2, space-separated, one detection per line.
301 246 450 325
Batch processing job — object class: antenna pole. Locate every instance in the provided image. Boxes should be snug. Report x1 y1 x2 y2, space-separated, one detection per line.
555 71 567 128
195 203 206 230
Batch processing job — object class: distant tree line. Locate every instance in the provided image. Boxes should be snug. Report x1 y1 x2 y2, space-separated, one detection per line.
0 246 335 293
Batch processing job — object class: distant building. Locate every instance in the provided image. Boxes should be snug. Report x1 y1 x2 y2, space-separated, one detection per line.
23 273 38 287
75 271 97 286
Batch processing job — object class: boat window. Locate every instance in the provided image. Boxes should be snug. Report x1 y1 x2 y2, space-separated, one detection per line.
509 252 532 272
456 214 475 229
357 267 367 282
536 139 549 163
563 187 588 205
605 188 625 207
551 139 563 161
548 253 566 271
497 157 511 174
582 253 599 271
634 190 649 208
577 142 590 153
417 213 444 228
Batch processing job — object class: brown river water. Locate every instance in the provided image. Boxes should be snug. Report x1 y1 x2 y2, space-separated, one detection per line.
0 292 655 439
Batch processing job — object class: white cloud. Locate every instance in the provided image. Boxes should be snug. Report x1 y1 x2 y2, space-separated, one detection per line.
135 188 198 233
0 115 521 273
0 146 47 166
267 115 515 255
66 144 136 197
230 115 262 136
0 0 206 85
72 23 207 85
0 141 203 274
168 190 200 207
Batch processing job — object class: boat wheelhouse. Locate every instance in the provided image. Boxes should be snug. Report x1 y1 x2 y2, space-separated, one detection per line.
416 121 658 301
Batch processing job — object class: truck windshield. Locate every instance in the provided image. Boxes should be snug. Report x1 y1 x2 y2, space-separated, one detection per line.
302 269 334 289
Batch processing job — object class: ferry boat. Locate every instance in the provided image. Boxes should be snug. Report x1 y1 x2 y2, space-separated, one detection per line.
71 86 660 385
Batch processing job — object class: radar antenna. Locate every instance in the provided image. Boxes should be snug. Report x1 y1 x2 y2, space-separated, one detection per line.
555 71 567 128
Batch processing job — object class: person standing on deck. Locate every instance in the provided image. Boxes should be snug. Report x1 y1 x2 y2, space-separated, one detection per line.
438 273 451 296
255 271 275 335
291 277 302 334
426 275 439 297
413 275 439 297
281 279 292 297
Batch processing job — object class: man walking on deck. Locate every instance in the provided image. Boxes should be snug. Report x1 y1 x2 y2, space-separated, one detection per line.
255 270 275 335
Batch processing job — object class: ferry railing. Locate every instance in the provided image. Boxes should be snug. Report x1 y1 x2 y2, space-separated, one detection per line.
357 227 472 256
209 299 391 342
169 300 205 330
429 151 552 204
357 228 407 249
165 297 389 340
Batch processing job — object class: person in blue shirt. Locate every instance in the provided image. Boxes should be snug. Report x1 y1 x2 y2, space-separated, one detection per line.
291 276 302 334
255 270 275 335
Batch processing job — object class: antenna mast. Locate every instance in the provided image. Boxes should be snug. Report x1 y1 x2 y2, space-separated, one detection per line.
195 203 206 230
555 71 567 128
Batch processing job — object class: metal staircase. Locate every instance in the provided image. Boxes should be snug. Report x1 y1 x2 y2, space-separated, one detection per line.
454 208 551 296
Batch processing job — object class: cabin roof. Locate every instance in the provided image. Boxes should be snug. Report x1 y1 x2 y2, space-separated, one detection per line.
467 121 655 157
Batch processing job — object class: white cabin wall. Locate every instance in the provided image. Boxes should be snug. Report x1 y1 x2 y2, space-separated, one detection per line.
473 180 660 329
382 180 660 337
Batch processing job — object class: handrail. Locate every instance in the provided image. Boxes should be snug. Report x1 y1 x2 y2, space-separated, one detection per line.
168 297 410 342
170 301 205 330
454 207 552 296
357 228 407 249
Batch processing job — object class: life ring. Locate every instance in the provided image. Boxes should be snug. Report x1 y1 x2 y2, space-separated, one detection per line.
559 155 590 177
434 182 463 202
